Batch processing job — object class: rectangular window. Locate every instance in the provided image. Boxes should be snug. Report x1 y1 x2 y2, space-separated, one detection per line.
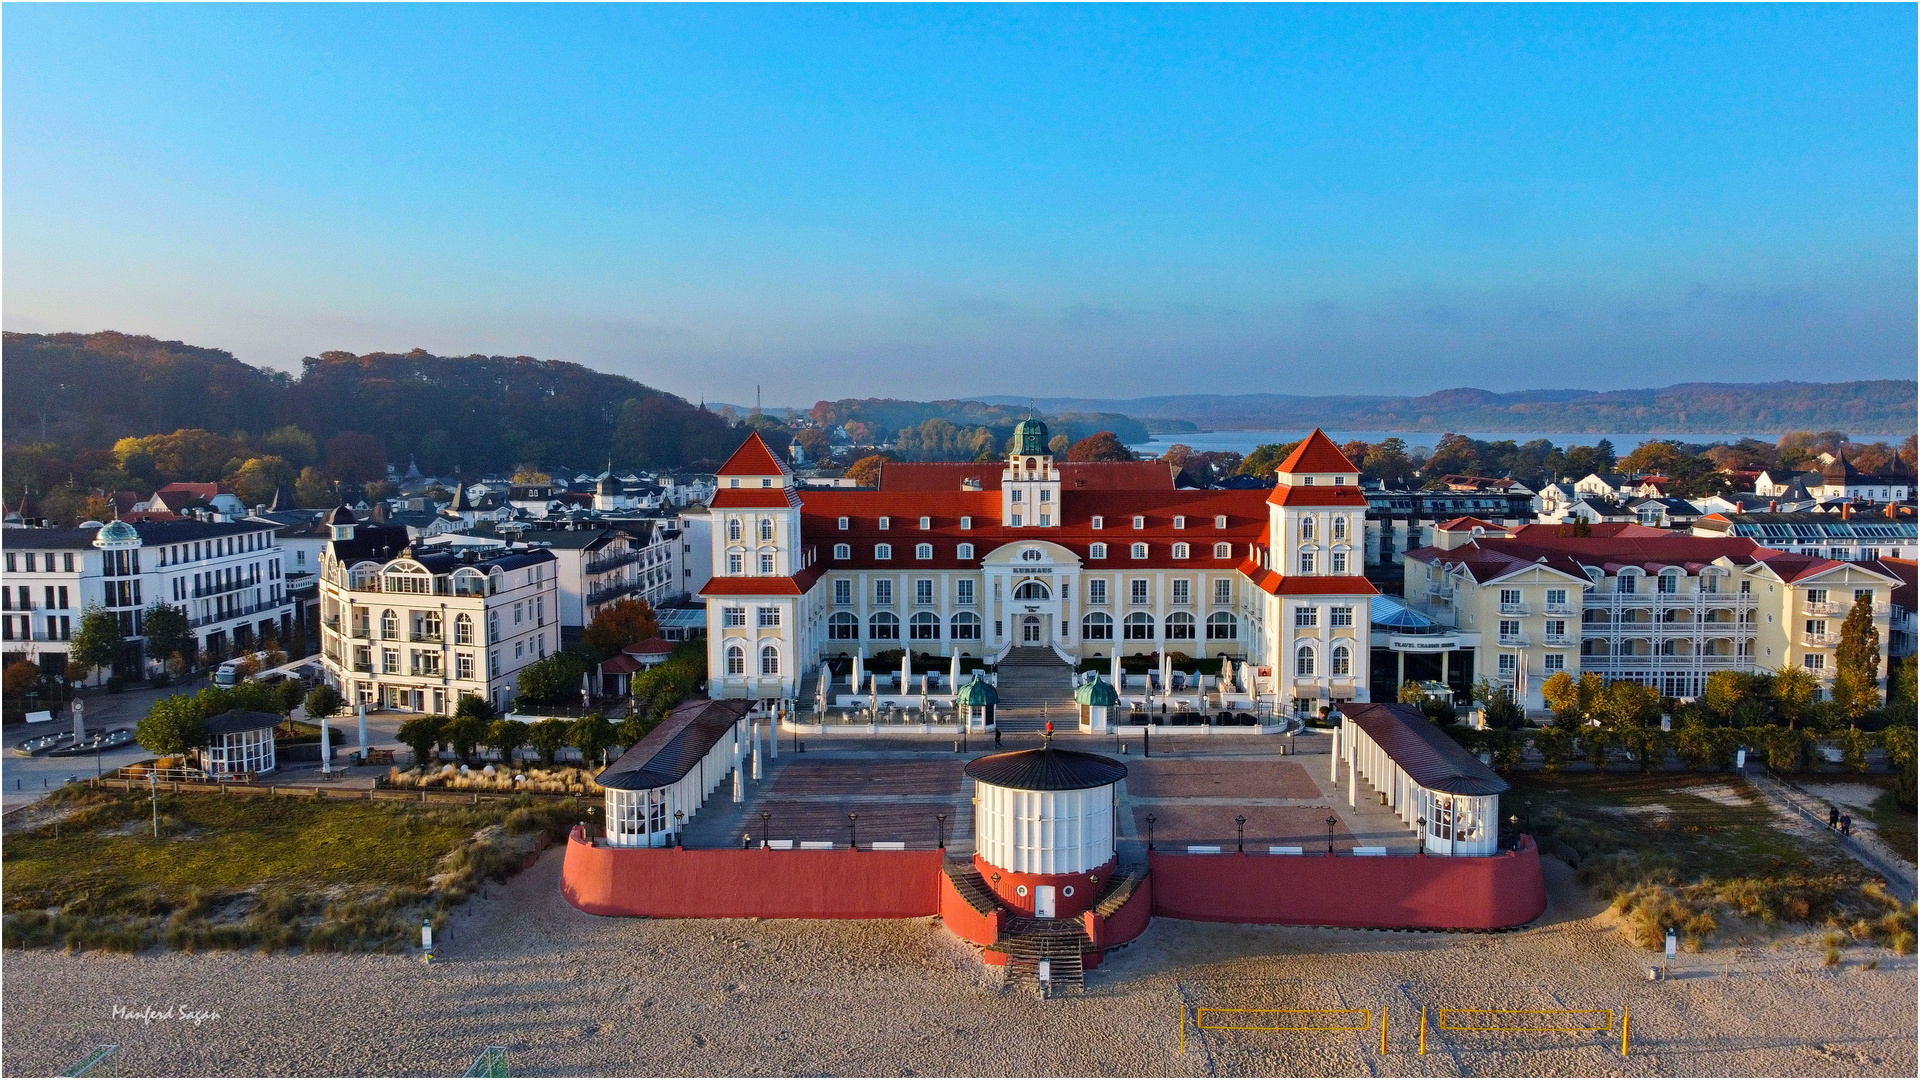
1091 516 1103 530
759 553 775 574
875 580 894 605
919 516 931 529
1329 606 1354 627
837 516 849 530
1130 579 1149 605
1171 579 1191 604
957 580 975 606
1089 580 1108 605
1544 653 1565 673
834 579 852 606
1499 588 1521 606
1010 514 1022 527
878 517 890 530
1213 579 1231 605
915 579 934 605
1806 588 1827 604
1173 516 1186 529
1331 551 1347 574
723 606 747 627
1299 551 1316 574
1215 515 1227 529
1546 588 1568 607
1011 490 1023 503
457 654 475 681
915 543 933 559
1497 653 1516 676
1132 516 1145 529
960 517 972 530
957 543 974 559
1805 653 1826 670
1499 619 1521 638
1039 489 1051 503
758 608 781 628
1295 607 1317 628
62 553 73 572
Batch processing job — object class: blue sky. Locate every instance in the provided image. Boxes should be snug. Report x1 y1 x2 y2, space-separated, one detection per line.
5 4 1914 404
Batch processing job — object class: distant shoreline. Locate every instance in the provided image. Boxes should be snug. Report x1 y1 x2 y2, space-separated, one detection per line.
1130 428 1913 455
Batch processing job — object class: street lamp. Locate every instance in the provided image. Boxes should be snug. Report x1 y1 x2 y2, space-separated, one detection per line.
1235 814 1247 854
848 812 858 850
673 810 685 849
1145 813 1156 852
1509 813 1520 850
937 812 947 850
759 810 771 848
1416 817 1427 855
1325 814 1338 854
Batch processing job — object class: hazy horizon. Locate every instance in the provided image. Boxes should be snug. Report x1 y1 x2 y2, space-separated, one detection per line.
5 6 1914 403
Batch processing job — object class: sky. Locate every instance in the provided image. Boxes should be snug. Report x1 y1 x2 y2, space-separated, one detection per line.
4 4 1915 405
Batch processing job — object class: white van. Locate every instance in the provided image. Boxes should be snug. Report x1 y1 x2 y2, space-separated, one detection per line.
212 651 276 688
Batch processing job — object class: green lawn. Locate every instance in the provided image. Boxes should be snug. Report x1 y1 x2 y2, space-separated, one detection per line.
2 787 582 951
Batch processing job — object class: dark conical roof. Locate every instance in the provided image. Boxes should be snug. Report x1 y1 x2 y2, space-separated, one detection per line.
269 484 295 511
965 745 1126 791
325 504 356 526
448 483 473 511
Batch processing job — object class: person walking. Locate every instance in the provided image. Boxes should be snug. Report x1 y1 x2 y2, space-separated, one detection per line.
1840 813 1853 838
1829 805 1840 829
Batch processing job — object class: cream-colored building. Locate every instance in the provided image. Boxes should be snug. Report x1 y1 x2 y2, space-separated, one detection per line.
1404 521 1896 709
317 509 560 714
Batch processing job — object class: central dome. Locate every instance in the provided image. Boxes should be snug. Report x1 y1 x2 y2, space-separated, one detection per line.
1012 417 1050 456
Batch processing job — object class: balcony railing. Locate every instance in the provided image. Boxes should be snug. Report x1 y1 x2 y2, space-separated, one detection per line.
1496 634 1529 647
1497 602 1530 616
1542 635 1576 647
1802 633 1841 648
584 550 641 575
1543 603 1578 616
191 577 257 599
409 632 443 644
189 598 289 629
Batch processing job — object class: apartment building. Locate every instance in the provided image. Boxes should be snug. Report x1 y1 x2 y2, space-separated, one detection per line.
2 519 296 677
1404 521 1897 709
316 510 558 713
1693 509 1914 563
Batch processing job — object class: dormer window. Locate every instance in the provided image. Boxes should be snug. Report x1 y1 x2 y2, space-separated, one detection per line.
833 544 850 559
1131 543 1148 559
1132 516 1145 529
919 516 931 529
1173 516 1186 529
916 543 933 560
1091 516 1104 530
762 478 772 488
1090 543 1108 560
1215 515 1227 528
878 517 890 530
960 516 972 530
1334 476 1345 485
730 478 740 488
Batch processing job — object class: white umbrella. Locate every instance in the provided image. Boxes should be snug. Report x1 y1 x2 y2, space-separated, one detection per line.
901 649 912 696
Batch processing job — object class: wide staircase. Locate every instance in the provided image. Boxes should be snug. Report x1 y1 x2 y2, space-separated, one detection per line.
993 647 1077 733
944 857 1151 996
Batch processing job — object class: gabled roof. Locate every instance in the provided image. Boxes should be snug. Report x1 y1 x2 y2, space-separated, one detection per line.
716 433 792 478
1276 429 1359 474
1341 703 1508 797
596 698 752 790
1236 563 1381 597
1882 558 1916 613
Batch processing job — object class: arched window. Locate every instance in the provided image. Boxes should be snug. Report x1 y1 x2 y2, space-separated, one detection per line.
1090 543 1108 560
1013 581 1051 601
1331 644 1351 676
827 611 859 640
833 544 850 559
1081 612 1114 640
1026 458 1037 471
1301 517 1315 540
869 612 900 640
1172 543 1190 560
1123 612 1156 640
454 613 474 645
760 643 780 676
1333 516 1347 540
1295 644 1316 677
915 543 933 559
1020 548 1044 562
1213 542 1231 559
1165 611 1196 640
1131 543 1148 559
1580 639 1610 656
1206 611 1237 640
728 518 742 542
950 612 982 640
909 611 942 640
760 518 774 542
380 610 399 640
725 644 746 675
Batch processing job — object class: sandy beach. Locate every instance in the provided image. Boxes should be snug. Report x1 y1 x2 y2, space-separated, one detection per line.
2 851 1913 1078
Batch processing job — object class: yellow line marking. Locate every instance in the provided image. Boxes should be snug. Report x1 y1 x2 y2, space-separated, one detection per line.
1436 1008 1615 1033
1195 1007 1372 1032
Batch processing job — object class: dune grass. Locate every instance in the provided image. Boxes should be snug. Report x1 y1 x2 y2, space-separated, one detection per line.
1512 772 1914 953
2 786 584 953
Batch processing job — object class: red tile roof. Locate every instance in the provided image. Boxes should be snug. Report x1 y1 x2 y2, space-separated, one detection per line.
1236 562 1380 597
710 487 803 509
697 569 821 597
598 654 641 675
1882 558 1917 612
876 460 1177 492
715 433 792 477
1266 484 1368 508
625 637 674 658
1435 516 1506 533
1276 429 1360 475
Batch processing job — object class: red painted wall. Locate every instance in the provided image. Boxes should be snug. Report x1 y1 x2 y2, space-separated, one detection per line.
1086 874 1153 951
974 854 1118 919
937 868 1002 948
561 830 944 919
1149 838 1546 930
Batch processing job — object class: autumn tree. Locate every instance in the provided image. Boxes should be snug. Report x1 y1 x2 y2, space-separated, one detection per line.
582 599 661 659
1832 593 1883 724
69 605 124 684
1066 432 1133 463
293 466 332 508
324 431 387 484
227 455 296 506
846 454 889 488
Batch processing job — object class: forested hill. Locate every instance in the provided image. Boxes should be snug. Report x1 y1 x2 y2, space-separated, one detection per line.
1002 380 1919 435
1 332 741 472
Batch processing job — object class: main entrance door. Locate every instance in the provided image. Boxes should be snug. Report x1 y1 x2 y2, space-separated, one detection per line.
1035 885 1056 918
1021 616 1043 644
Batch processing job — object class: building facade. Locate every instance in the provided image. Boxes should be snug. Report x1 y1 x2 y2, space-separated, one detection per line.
316 511 559 713
1692 510 1914 563
698 426 1379 711
1403 521 1898 709
2 519 297 676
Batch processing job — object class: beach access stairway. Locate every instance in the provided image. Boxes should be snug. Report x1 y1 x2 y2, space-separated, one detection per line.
945 857 1149 994
991 648 1076 733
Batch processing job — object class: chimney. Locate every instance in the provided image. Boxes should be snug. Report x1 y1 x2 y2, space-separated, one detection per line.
1768 500 1777 512
1842 502 1852 521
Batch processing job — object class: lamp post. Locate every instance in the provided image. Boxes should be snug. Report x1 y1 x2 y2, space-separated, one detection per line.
587 805 599 842
1509 813 1520 851
1325 814 1337 854
760 810 771 848
1524 798 1532 835
673 810 685 849
848 812 858 851
1145 813 1156 852
1235 814 1247 854
1416 816 1427 855
937 812 947 850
